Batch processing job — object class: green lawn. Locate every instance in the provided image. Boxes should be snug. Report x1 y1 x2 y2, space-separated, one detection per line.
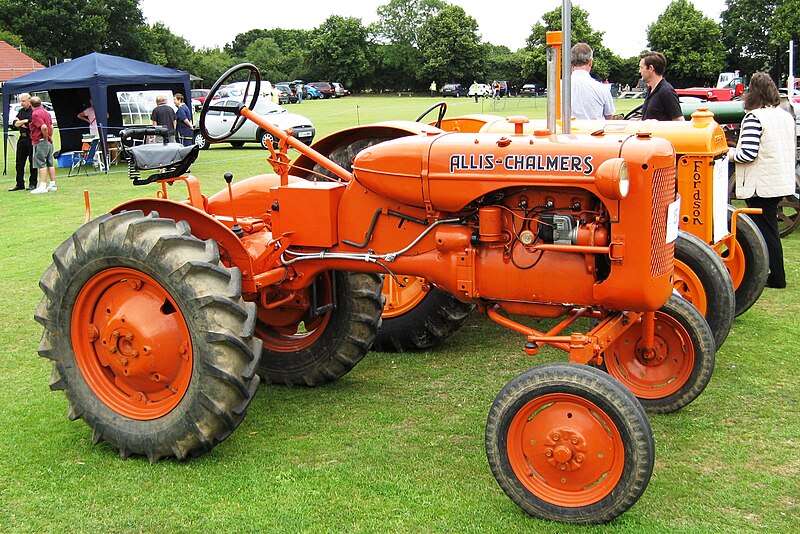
0 96 797 532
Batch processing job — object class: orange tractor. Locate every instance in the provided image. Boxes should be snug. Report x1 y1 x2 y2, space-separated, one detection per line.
36 65 716 524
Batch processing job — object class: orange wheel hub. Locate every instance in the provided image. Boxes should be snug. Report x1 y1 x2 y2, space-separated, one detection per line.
673 259 708 314
605 313 693 399
507 393 624 507
257 273 333 352
71 268 193 420
381 275 428 319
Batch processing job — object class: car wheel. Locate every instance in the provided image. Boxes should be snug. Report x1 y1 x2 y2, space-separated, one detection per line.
260 131 276 150
193 131 208 150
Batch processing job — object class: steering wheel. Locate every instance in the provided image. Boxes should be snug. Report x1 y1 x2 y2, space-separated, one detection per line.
199 63 261 144
623 104 643 121
415 101 448 129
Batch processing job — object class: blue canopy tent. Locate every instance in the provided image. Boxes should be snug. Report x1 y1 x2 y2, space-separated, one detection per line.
2 52 190 174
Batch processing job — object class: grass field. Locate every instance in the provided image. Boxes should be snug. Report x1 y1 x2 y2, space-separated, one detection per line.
0 95 798 532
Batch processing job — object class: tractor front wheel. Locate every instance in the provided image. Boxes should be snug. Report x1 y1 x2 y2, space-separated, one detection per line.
673 230 735 349
485 363 654 524
722 206 768 316
255 271 383 386
600 295 715 413
35 211 261 461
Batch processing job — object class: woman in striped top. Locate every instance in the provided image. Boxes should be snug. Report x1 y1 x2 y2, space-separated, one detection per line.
730 72 795 289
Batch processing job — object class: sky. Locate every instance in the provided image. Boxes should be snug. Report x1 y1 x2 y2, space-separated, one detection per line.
139 0 728 59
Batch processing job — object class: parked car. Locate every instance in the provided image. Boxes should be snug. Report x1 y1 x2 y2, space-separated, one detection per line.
274 84 298 104
332 82 350 97
519 83 540 97
468 83 492 98
303 84 321 99
191 89 210 110
193 98 315 150
307 82 336 99
8 100 58 126
441 83 468 97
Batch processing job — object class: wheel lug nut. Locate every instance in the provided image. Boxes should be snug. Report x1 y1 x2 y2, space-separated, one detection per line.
576 454 584 463
545 448 553 457
552 433 560 441
571 437 579 444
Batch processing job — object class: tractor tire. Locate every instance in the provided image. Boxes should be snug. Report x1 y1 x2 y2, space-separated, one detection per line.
371 281 473 352
600 294 715 414
485 362 654 525
255 271 383 386
35 210 261 462
673 230 735 349
723 206 768 317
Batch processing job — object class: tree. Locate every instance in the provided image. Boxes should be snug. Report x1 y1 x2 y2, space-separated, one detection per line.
0 0 147 61
191 48 237 89
374 0 445 46
244 38 289 82
522 5 616 84
647 0 726 87
721 0 779 75
417 5 485 84
484 44 525 89
142 23 194 70
305 16 371 89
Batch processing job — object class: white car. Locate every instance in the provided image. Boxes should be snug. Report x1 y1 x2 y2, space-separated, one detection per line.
8 101 58 126
468 83 492 98
194 98 315 150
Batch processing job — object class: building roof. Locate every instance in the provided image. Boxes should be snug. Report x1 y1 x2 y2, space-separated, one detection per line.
0 41 45 83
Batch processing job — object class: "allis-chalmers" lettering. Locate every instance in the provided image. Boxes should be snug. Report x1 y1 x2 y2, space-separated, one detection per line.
449 153 594 175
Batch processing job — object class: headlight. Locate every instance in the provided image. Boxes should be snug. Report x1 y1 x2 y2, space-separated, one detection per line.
594 158 630 200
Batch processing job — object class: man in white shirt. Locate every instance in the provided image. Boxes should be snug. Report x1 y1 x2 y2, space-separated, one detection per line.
570 43 616 120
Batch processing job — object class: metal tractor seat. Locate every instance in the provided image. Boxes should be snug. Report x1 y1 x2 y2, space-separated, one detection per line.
120 126 199 185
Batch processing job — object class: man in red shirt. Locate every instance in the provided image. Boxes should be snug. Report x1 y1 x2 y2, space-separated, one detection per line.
29 96 57 194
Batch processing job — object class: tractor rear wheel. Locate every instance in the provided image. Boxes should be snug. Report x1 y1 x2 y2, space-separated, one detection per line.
372 277 473 352
255 271 383 386
35 211 261 461
722 206 768 316
673 230 735 349
485 363 654 525
600 295 715 414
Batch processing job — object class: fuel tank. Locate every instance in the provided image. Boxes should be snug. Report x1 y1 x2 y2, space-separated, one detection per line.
352 130 674 212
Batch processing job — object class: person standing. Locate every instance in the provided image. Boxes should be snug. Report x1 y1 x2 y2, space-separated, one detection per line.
296 83 303 104
173 93 194 147
429 80 436 97
730 72 795 289
150 94 176 143
639 51 684 121
28 96 57 194
570 43 616 120
77 101 99 137
8 93 37 191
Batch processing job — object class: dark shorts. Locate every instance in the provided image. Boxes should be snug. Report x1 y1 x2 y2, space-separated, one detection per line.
33 140 54 168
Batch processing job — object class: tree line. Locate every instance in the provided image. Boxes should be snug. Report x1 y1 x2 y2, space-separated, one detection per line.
1 0 798 92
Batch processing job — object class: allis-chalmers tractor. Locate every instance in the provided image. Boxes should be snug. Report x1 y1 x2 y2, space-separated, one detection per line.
36 65 715 525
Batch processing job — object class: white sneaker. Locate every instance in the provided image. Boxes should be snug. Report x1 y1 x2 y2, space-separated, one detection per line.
30 184 48 194
47 183 57 192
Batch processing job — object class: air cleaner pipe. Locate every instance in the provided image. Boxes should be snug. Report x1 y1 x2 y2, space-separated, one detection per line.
561 0 572 134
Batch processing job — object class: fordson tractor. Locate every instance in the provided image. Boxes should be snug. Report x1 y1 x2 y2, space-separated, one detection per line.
36 65 715 525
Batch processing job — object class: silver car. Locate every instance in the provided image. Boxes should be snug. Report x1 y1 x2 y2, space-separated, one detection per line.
194 98 315 150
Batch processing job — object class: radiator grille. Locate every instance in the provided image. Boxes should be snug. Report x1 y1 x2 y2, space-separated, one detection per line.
651 166 676 277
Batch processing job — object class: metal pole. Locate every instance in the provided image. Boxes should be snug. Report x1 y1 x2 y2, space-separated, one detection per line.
789 40 795 92
547 47 558 133
561 0 572 134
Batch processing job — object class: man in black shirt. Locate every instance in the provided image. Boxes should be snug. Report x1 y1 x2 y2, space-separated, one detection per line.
150 94 176 143
8 93 37 191
639 51 684 122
